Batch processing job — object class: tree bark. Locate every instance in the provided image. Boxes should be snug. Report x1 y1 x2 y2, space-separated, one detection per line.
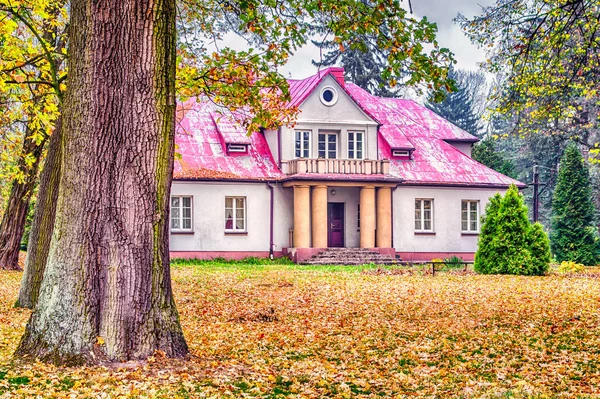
0 129 46 271
16 117 62 308
16 0 188 364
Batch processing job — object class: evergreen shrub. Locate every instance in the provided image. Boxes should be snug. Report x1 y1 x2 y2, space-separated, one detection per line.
475 185 551 275
550 144 600 265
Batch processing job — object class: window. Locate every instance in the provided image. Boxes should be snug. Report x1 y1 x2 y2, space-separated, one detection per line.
227 144 248 153
318 132 338 159
461 200 479 233
392 150 410 157
295 130 311 158
348 131 364 159
225 197 246 232
171 196 192 231
415 199 433 232
320 86 338 106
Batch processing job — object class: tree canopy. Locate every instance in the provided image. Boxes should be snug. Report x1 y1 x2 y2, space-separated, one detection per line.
457 0 600 154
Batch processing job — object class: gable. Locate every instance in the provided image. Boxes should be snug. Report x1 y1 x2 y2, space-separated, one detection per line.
297 76 377 125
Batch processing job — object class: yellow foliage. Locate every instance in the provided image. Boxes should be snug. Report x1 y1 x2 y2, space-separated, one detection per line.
557 260 586 274
1 264 600 397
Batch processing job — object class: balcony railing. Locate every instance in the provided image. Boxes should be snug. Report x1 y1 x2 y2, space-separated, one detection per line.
282 158 390 175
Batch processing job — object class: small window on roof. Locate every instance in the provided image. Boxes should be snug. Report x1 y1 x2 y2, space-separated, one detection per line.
320 86 338 106
392 149 410 157
228 144 248 153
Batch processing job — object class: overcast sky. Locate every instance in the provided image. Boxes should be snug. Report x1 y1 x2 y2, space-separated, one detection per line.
278 0 494 79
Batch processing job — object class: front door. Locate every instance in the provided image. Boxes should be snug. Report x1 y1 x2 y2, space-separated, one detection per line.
328 203 345 247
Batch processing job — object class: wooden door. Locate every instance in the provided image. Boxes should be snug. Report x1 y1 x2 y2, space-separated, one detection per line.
327 203 344 247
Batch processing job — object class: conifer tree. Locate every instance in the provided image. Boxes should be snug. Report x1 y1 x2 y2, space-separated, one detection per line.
474 193 501 274
472 137 517 178
529 222 552 275
312 34 403 97
494 185 532 274
475 185 550 275
426 68 481 136
550 144 600 265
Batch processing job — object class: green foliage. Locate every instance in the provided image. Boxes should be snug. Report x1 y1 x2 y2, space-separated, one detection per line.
474 193 501 274
171 256 295 267
20 198 36 250
311 22 404 97
550 144 600 265
475 185 550 276
443 256 464 269
472 137 517 179
529 222 552 276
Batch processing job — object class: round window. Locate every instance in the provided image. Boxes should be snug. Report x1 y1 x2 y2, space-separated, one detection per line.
320 87 338 106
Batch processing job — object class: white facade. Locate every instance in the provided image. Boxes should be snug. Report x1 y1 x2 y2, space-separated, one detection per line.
170 181 506 259
393 186 505 258
170 69 519 261
170 181 293 254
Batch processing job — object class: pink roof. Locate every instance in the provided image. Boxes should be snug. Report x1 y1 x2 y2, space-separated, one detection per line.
174 68 523 188
174 100 281 180
211 113 252 145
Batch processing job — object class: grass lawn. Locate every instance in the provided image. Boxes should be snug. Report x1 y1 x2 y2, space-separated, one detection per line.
1 262 600 398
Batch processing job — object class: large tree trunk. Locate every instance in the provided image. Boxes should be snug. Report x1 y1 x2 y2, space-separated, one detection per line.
16 0 188 365
0 129 46 271
16 117 62 308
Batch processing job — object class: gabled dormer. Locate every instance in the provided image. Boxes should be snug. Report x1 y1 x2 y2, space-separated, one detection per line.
211 113 252 156
274 68 381 170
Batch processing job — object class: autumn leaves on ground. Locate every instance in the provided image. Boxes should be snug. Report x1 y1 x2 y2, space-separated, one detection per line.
1 263 600 398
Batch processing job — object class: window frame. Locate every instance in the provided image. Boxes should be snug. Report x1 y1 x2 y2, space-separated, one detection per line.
392 150 410 157
225 196 247 233
170 195 193 232
414 198 434 232
295 130 311 158
318 132 338 159
227 144 248 153
348 131 364 159
461 200 480 233
320 86 339 106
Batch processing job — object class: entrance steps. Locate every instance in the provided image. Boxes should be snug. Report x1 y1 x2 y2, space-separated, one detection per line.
301 247 398 266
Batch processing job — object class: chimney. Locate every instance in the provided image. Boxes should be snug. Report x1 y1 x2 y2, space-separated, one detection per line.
329 67 345 88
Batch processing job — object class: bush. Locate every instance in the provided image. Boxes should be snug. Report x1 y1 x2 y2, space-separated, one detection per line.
550 143 600 265
528 222 552 275
443 256 464 269
473 193 502 274
475 185 550 276
557 260 585 274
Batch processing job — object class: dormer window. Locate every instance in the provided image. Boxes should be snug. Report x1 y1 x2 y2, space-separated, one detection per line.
227 144 248 154
320 86 338 106
392 149 412 159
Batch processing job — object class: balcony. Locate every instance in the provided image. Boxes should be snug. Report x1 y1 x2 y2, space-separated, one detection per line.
282 158 390 175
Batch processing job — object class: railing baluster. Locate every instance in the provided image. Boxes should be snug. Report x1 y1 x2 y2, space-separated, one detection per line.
283 159 388 175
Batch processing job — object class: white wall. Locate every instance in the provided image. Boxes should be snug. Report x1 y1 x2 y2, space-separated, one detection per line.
170 181 292 252
263 129 279 165
447 142 473 157
393 186 506 254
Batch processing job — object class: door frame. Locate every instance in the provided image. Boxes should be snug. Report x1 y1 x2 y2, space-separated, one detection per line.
327 202 345 247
